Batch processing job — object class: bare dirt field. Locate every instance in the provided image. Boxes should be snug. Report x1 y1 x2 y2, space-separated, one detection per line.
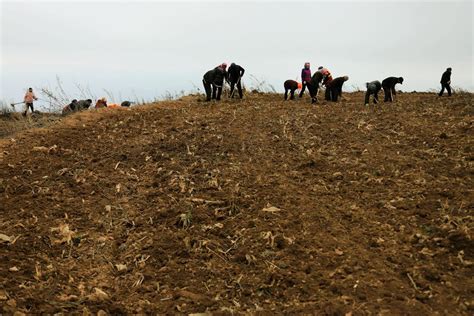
0 92 473 314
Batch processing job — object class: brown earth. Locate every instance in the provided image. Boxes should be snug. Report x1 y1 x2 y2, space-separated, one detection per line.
0 92 473 315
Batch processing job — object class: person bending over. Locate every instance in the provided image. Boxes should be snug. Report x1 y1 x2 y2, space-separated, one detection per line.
284 80 300 100
325 76 349 102
382 76 403 102
228 63 245 99
364 80 382 105
203 63 228 101
307 70 324 104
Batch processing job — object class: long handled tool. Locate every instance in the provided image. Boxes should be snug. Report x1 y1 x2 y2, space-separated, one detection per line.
10 101 25 108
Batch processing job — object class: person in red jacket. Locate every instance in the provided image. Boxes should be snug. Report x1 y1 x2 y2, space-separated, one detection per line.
299 62 312 98
319 66 333 86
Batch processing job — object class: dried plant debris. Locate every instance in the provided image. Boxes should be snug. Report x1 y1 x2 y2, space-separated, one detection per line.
0 92 473 314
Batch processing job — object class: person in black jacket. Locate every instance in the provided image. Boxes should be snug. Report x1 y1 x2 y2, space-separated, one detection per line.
382 77 403 102
439 67 452 97
228 63 245 99
364 80 382 105
76 99 93 110
325 76 349 102
203 63 227 101
284 80 299 100
307 70 324 104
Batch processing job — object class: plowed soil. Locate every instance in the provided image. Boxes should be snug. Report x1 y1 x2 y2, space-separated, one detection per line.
0 92 473 315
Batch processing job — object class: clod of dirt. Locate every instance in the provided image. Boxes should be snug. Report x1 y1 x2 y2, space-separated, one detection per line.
87 288 110 302
0 233 12 243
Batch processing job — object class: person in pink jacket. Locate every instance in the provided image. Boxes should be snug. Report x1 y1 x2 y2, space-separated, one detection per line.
23 87 38 116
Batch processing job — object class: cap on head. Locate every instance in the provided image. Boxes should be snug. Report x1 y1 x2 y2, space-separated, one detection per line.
343 76 349 81
101 97 107 102
318 66 323 70
231 63 236 67
28 87 33 90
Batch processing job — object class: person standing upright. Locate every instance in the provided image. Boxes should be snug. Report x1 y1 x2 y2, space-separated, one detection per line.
299 62 312 98
439 67 452 97
23 87 38 116
228 63 245 99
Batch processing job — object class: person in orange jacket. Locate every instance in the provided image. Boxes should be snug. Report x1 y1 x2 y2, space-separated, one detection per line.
23 87 38 116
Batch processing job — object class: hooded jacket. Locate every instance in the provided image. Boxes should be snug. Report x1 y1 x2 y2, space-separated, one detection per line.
382 77 403 88
366 81 382 93
228 64 245 83
327 76 348 89
440 70 451 84
310 71 324 87
203 67 227 86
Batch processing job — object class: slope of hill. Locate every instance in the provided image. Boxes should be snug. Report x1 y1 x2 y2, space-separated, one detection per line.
0 92 473 314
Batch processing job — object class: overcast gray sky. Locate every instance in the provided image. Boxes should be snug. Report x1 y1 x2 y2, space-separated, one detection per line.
1 0 473 104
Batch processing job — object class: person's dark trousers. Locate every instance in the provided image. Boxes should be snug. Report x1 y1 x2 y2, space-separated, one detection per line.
308 84 318 103
23 102 34 116
230 81 243 98
331 87 340 101
365 91 379 104
203 79 212 101
212 86 223 101
383 86 393 102
325 87 332 101
299 82 307 98
439 83 452 96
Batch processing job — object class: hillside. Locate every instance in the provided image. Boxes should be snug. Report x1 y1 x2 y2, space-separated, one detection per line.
0 92 473 314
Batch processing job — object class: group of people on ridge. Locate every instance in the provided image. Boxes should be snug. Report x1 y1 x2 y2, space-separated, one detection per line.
285 63 453 106
18 66 454 116
61 98 132 115
285 63 350 103
18 88 134 116
202 63 245 101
